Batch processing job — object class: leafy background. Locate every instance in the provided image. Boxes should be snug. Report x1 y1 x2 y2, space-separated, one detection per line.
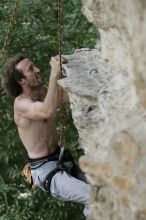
0 0 98 219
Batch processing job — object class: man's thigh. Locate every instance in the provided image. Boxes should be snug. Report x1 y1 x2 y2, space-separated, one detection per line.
50 171 89 205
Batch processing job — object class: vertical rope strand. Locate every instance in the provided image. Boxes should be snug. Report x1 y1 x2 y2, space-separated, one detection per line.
57 0 66 147
0 0 20 65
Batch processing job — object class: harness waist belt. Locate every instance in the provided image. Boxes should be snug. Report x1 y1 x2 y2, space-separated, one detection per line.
28 148 60 170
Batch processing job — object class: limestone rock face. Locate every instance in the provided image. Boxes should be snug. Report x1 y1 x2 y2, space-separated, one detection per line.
58 1 146 219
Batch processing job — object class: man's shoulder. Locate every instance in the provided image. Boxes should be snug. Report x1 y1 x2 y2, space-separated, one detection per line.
14 96 32 127
14 95 32 112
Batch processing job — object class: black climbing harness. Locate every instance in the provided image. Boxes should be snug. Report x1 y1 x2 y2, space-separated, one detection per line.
28 148 74 193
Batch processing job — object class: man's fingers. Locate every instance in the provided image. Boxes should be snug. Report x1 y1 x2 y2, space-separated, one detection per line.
49 56 68 68
54 55 68 64
61 56 68 64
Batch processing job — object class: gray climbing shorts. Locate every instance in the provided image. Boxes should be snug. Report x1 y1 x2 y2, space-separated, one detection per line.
30 159 89 216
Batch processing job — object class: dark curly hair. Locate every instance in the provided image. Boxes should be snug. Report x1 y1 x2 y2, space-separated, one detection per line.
3 54 26 97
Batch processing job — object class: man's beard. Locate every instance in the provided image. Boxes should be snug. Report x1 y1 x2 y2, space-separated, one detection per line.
27 79 44 89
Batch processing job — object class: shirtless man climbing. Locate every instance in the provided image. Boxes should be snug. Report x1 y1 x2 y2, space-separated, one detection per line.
3 54 89 216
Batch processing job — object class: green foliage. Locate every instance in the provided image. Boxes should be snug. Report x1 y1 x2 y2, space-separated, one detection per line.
0 0 98 219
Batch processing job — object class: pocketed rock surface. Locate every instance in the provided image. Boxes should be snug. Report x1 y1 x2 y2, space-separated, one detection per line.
58 1 146 219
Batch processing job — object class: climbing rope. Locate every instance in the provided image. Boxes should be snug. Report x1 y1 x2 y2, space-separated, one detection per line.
57 0 67 148
0 0 20 65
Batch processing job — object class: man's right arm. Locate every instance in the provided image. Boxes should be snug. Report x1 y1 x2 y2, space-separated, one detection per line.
14 57 61 120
